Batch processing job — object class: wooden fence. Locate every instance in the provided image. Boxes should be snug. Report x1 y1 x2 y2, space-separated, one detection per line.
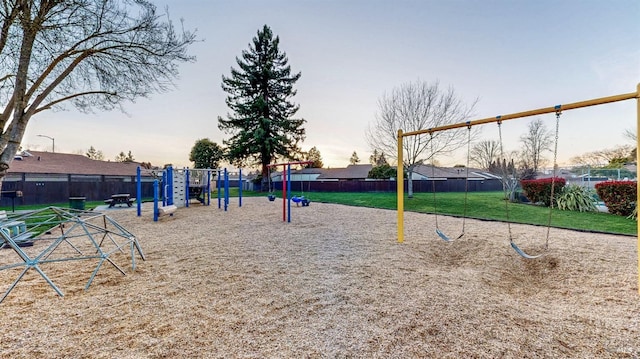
272 179 503 193
1 175 504 207
0 174 157 207
0 173 244 207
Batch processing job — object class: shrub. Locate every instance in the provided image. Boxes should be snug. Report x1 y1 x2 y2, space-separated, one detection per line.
556 185 597 212
520 177 566 207
595 181 636 216
368 164 397 179
627 206 637 221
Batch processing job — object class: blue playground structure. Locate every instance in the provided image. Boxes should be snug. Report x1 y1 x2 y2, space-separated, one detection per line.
136 166 243 221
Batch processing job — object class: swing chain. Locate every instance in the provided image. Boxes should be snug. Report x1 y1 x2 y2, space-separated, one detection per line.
544 109 561 249
430 132 439 229
547 110 561 209
497 121 514 242
552 110 561 178
460 125 472 235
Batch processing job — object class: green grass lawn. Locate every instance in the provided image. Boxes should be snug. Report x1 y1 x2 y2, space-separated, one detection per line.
260 191 637 236
3 190 635 236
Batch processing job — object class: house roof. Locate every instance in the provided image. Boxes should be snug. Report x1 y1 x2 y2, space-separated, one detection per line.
7 151 144 176
292 167 327 175
413 164 501 180
316 164 373 180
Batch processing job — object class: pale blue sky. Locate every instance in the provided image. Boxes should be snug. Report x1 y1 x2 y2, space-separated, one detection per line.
22 0 640 169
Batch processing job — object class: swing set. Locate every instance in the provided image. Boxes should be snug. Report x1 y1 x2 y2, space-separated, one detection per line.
396 84 640 291
267 160 313 222
431 125 472 242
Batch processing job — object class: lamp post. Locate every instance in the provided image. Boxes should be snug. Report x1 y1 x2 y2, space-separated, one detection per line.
37 134 55 153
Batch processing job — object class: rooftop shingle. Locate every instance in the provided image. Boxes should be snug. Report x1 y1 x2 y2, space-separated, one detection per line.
7 151 143 176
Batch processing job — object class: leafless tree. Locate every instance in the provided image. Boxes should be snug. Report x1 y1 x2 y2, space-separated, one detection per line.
623 128 637 163
0 1 196 183
520 118 553 174
470 140 500 170
366 80 477 197
570 145 634 167
623 128 637 142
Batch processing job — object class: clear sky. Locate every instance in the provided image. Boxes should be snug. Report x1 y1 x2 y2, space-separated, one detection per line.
21 0 640 169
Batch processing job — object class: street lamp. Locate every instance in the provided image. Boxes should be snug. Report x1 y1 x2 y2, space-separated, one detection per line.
37 134 55 153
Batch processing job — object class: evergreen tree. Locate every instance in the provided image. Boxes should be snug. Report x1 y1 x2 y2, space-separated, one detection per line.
304 146 324 168
115 152 126 162
86 146 104 160
349 151 360 165
115 150 134 162
189 138 225 169
218 25 305 182
369 149 388 166
125 151 135 162
367 165 396 179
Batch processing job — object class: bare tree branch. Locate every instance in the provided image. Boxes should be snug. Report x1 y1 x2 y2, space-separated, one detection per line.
366 80 478 197
570 145 634 167
519 118 553 174
34 90 118 114
0 0 197 179
470 140 500 170
623 128 637 142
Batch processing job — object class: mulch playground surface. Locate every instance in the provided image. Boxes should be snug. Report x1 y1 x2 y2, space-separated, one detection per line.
0 197 638 358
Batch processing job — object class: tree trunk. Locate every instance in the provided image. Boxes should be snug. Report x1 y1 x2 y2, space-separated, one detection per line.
261 164 268 192
407 169 414 198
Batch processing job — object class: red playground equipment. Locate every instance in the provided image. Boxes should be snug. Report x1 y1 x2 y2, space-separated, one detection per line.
267 161 313 222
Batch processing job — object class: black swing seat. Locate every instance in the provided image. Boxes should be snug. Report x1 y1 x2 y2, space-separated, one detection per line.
267 194 276 201
510 241 543 259
436 228 465 242
435 229 452 242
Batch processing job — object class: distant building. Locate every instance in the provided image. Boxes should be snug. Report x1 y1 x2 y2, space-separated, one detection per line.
266 163 502 193
2 150 156 206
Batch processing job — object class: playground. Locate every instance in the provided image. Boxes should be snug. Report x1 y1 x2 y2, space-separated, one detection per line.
0 197 638 357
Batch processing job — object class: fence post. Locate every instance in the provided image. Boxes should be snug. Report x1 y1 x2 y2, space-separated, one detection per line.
137 167 142 217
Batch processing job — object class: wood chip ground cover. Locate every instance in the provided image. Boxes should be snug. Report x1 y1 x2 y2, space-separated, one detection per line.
0 198 638 358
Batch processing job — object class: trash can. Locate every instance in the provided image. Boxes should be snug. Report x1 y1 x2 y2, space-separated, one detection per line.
69 196 86 210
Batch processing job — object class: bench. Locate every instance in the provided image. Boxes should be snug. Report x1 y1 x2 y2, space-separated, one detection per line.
0 210 27 234
104 198 134 205
0 226 35 249
105 194 135 207
104 198 135 204
0 231 35 248
188 186 206 204
156 204 178 217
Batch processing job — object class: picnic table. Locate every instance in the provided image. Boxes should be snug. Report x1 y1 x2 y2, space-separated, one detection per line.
104 194 134 208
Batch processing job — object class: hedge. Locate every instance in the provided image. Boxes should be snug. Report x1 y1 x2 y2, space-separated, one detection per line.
595 181 636 216
520 177 566 207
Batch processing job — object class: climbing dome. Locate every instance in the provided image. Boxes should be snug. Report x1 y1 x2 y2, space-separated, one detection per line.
0 207 144 303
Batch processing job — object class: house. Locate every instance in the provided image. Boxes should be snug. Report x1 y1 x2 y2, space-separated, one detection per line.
411 164 502 181
270 167 327 182
266 163 501 193
6 150 145 177
2 150 157 206
316 164 373 181
270 164 374 182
